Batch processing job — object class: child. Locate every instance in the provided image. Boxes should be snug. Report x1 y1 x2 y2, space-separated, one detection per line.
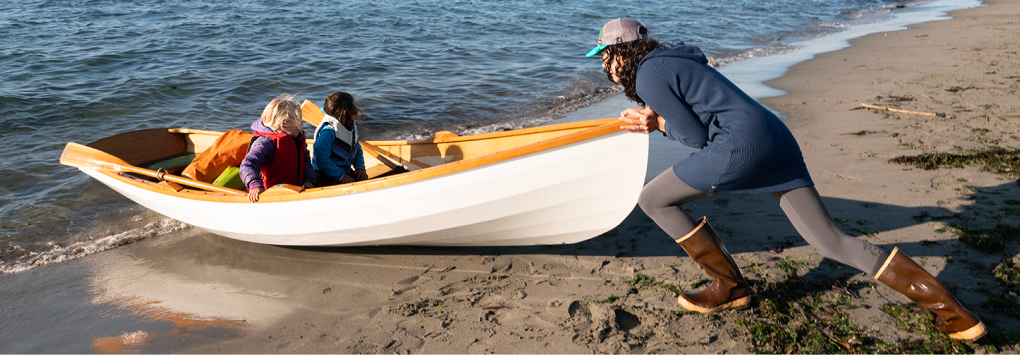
240 94 316 203
311 91 367 185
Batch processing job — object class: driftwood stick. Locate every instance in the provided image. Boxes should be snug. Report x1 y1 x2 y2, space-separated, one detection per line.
859 103 950 118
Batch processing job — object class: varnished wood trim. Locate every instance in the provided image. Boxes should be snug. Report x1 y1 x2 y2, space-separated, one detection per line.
360 142 430 170
261 184 305 197
86 128 187 166
153 181 185 193
359 142 407 169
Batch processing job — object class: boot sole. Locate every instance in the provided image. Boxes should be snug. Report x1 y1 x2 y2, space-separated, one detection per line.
949 321 986 342
678 295 750 313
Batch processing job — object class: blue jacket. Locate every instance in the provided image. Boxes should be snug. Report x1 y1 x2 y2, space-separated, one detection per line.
636 44 813 194
311 113 365 182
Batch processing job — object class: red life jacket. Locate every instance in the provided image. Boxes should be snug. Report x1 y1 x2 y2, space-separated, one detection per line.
251 131 306 188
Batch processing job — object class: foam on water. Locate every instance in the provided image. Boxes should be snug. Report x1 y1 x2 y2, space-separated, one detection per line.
1 216 188 274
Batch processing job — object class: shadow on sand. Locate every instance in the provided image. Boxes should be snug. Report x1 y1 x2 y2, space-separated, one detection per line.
282 181 1019 260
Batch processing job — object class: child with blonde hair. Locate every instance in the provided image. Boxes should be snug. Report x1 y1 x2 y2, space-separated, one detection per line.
240 94 316 202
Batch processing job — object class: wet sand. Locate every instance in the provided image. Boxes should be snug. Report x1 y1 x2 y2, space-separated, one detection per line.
3 0 1020 353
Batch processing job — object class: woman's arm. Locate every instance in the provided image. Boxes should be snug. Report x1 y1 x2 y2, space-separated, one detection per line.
635 61 709 148
620 106 661 133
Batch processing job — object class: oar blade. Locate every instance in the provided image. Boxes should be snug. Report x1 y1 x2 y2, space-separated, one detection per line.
60 142 126 172
300 100 324 127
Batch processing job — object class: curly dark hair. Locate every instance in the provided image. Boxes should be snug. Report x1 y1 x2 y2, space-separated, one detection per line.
602 38 662 106
323 91 363 127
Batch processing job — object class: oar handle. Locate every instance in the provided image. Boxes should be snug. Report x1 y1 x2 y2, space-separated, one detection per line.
136 166 244 195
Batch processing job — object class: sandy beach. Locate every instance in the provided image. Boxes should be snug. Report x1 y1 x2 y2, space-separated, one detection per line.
3 0 1020 353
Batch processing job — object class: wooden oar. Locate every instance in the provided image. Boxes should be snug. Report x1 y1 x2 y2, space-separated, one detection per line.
360 142 432 171
359 142 403 170
60 142 245 195
300 100 325 127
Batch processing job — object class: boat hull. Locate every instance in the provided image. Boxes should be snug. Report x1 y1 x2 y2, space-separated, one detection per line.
82 130 648 246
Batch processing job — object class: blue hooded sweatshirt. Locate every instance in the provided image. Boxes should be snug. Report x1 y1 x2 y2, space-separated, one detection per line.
636 44 813 194
311 112 365 183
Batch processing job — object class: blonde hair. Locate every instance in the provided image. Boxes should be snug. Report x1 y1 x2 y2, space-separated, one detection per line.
260 94 301 132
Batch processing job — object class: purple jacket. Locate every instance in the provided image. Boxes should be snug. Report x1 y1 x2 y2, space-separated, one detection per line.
239 119 316 191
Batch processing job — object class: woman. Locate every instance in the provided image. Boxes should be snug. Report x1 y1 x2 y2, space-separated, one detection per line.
587 17 985 341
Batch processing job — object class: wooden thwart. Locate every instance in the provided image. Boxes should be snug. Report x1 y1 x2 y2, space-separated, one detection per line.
858 103 950 118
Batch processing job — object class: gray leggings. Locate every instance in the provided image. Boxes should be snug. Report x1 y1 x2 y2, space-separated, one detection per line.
638 169 889 276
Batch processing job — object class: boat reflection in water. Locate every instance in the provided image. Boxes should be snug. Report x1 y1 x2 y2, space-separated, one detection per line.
87 239 299 353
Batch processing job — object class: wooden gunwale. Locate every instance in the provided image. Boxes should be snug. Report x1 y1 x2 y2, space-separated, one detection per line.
300 100 617 145
82 118 627 203
367 118 619 146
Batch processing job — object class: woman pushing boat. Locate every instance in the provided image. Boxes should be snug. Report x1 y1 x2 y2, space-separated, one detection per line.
586 17 985 341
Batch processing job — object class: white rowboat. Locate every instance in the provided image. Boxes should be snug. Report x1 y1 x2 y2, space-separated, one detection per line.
60 103 649 246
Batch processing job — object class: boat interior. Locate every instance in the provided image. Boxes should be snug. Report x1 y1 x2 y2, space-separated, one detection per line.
67 105 621 201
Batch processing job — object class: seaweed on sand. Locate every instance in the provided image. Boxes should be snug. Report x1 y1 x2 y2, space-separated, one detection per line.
889 147 1020 179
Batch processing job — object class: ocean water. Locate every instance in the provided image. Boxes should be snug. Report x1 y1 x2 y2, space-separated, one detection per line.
0 0 970 273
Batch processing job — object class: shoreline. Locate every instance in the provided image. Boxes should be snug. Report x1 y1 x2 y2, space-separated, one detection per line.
724 0 983 101
3 0 1020 353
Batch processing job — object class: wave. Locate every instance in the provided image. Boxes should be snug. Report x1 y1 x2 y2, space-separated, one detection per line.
0 218 189 274
846 1 931 21
707 45 803 68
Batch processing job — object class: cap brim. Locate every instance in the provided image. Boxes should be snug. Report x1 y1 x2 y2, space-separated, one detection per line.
585 45 607 57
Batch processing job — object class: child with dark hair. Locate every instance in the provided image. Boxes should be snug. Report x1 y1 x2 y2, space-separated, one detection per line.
312 91 367 185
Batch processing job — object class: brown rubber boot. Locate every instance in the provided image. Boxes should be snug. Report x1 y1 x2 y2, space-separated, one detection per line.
675 217 751 313
875 247 986 341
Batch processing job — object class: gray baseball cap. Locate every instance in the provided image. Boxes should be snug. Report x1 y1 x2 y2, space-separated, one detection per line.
585 18 648 57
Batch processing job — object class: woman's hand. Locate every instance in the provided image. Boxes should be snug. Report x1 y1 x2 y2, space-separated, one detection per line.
248 186 264 203
339 174 356 184
353 167 368 181
303 182 314 189
619 107 661 133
